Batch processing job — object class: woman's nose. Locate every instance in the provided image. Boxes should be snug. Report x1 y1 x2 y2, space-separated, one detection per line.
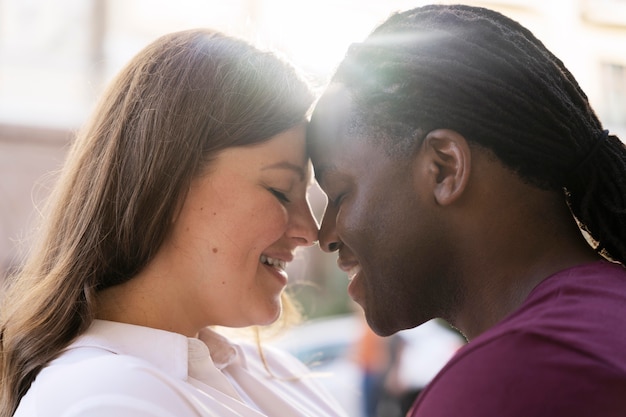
287 199 319 247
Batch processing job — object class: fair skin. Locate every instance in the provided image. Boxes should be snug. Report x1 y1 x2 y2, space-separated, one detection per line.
97 125 318 337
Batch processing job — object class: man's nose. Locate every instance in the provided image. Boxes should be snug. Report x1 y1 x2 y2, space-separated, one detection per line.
317 207 340 253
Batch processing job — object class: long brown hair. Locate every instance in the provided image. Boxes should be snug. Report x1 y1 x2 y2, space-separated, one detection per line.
0 29 313 416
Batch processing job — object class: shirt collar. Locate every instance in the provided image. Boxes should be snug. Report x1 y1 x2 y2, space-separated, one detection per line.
197 327 245 370
67 320 244 380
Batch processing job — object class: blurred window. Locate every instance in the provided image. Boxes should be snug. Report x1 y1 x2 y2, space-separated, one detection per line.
601 62 626 128
582 0 626 27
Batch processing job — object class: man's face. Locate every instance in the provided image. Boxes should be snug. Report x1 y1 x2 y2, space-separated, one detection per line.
308 86 459 336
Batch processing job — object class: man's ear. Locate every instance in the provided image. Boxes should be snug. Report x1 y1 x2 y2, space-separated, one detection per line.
418 129 471 206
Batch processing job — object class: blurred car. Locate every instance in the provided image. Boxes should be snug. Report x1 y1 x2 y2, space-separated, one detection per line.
268 314 465 417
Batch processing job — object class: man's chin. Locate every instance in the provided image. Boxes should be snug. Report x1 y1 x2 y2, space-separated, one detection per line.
364 310 402 337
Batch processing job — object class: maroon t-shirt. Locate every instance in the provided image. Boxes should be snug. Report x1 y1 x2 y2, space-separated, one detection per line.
408 260 626 417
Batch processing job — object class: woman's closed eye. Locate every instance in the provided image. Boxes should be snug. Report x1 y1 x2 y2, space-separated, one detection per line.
269 188 291 203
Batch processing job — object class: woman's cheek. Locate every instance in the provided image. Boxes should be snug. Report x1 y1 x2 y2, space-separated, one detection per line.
258 201 290 239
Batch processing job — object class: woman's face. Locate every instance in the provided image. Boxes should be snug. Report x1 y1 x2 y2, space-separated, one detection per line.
155 125 318 332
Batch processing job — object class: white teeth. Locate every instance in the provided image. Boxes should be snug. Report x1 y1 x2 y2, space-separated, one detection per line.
347 265 361 281
260 255 286 270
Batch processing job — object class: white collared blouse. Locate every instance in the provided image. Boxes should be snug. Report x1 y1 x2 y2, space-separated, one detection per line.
14 320 348 417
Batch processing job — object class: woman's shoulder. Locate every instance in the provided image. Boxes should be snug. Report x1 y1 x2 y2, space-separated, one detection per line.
17 348 199 417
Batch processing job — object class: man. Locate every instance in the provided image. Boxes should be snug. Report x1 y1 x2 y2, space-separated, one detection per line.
308 4 626 416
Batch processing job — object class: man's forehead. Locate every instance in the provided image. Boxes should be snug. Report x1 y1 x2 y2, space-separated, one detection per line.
309 84 353 145
308 84 371 184
316 84 352 114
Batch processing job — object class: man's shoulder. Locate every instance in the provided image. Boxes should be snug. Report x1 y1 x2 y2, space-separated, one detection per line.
410 330 626 416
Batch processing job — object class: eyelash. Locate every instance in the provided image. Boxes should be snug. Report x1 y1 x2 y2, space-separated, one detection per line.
270 188 291 203
331 193 345 206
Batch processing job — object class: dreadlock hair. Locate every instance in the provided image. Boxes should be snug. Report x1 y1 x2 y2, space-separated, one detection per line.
331 4 626 264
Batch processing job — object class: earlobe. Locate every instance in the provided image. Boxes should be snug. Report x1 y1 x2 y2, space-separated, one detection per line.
421 129 471 206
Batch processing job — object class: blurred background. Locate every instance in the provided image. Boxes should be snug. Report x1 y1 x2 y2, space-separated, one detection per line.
1 0 626 416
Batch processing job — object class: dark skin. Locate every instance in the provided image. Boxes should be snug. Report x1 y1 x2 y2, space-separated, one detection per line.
432 133 600 339
309 86 600 340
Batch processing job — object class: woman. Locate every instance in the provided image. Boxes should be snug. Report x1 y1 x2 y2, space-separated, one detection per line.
1 29 346 417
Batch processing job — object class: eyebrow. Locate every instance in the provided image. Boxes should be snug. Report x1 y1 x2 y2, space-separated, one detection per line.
262 161 305 181
313 163 337 187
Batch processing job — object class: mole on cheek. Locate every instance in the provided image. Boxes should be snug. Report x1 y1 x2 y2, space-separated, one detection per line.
212 248 218 253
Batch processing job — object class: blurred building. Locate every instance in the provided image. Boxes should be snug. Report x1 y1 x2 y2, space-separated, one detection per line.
2 0 626 290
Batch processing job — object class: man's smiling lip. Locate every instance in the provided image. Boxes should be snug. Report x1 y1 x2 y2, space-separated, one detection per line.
338 258 361 280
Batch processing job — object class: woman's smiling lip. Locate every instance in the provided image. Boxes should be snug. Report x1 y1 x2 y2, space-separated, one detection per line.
260 252 294 285
260 254 288 270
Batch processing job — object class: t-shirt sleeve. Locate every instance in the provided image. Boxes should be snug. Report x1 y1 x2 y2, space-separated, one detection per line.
409 331 626 417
